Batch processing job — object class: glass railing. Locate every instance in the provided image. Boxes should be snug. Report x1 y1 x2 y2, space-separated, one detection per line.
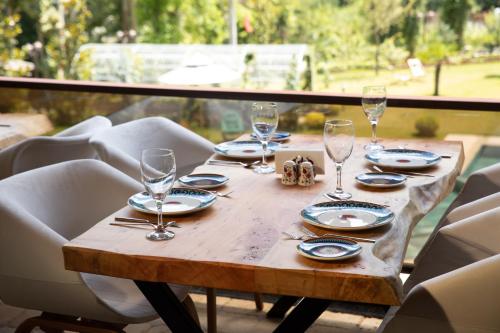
0 78 499 261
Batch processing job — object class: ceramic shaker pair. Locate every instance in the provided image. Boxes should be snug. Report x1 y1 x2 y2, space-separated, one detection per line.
282 156 315 186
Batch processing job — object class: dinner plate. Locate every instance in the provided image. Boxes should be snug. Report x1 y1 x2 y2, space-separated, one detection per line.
355 172 407 188
178 173 229 189
250 131 291 142
297 237 362 261
214 140 280 159
365 149 441 169
301 201 394 231
128 188 217 215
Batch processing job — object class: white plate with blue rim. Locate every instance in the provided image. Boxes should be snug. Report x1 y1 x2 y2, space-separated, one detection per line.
365 149 441 170
355 172 407 188
178 173 229 189
301 201 395 231
214 140 280 159
297 237 362 261
250 131 291 142
128 188 217 216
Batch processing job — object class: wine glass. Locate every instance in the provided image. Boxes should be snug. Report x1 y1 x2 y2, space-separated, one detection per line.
362 85 386 151
141 148 176 241
324 120 354 200
251 102 279 174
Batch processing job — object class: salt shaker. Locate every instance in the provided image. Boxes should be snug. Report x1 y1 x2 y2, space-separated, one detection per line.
282 160 298 185
298 161 315 186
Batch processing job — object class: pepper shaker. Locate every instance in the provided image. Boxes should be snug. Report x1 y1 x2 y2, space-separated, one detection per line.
298 161 315 186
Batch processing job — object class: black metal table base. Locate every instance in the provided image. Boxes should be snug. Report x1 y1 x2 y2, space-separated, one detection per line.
273 297 332 332
266 295 300 319
134 280 203 333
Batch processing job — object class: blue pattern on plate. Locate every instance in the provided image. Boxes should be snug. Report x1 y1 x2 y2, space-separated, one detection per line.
301 200 394 230
179 173 229 187
355 172 406 188
365 149 440 169
129 188 216 212
297 237 362 261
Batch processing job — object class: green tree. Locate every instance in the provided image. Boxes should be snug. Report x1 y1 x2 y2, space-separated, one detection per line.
441 0 473 49
0 3 28 76
417 23 456 95
39 0 91 79
402 0 424 57
361 0 408 75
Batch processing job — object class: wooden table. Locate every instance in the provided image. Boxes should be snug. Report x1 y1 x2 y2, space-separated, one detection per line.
63 135 463 332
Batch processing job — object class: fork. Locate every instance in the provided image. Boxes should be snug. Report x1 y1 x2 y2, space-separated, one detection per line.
282 230 376 243
208 160 260 168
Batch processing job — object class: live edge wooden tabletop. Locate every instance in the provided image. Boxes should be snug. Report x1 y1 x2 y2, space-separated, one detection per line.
63 135 464 306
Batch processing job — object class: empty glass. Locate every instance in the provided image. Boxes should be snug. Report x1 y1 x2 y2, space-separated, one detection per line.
141 148 176 241
362 85 386 151
251 102 279 174
324 120 355 200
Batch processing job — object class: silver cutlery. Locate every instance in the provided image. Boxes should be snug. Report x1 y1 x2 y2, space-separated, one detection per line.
372 165 435 178
114 217 180 228
371 165 419 178
208 160 260 168
282 230 376 243
322 193 390 208
396 146 452 158
301 227 376 243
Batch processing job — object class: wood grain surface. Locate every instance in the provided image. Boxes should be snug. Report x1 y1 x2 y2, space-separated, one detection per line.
63 135 463 306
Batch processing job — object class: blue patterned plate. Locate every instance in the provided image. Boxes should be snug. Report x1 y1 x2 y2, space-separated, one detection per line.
365 149 441 170
355 172 407 188
301 201 394 231
128 188 217 216
214 140 280 159
297 237 362 261
250 131 291 142
178 173 229 189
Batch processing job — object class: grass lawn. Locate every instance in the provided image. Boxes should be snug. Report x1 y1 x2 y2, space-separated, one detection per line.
321 61 500 99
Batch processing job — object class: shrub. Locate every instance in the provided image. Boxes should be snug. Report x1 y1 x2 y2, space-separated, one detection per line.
304 111 326 129
415 116 439 137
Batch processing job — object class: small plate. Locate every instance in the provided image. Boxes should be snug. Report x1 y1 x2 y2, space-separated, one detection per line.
355 172 407 188
178 173 229 189
128 188 217 215
365 149 441 169
297 237 362 261
214 140 280 159
250 131 291 142
301 201 394 231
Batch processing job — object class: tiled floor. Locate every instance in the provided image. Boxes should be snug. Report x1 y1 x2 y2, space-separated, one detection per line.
0 294 381 333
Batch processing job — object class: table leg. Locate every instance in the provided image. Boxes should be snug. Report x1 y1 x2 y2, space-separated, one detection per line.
266 296 300 319
273 297 331 333
134 281 203 333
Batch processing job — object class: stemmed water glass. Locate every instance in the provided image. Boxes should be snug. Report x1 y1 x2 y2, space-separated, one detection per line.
140 148 176 241
362 85 386 151
251 102 279 174
324 120 355 200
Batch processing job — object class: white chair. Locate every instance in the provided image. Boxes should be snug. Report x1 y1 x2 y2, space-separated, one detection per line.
0 115 112 180
379 254 500 333
0 160 193 333
90 116 215 181
414 162 500 266
379 201 500 332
